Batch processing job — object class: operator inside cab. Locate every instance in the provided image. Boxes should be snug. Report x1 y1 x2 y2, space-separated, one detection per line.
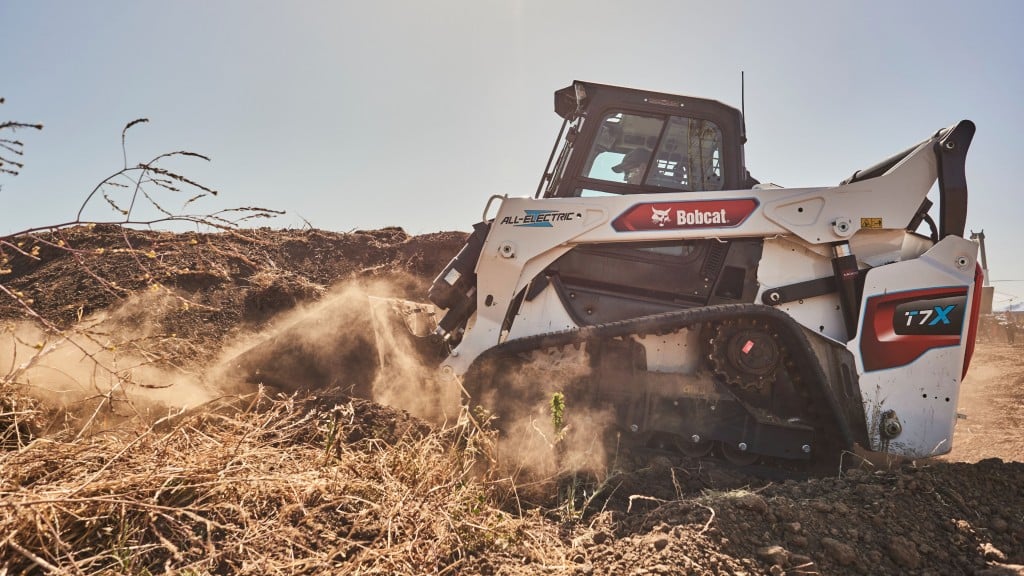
611 146 652 184
580 112 725 194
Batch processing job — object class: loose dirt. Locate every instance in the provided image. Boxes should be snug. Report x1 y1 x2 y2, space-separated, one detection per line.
1 225 1021 575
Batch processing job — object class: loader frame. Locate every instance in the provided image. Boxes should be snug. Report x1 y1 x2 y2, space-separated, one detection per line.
427 81 980 462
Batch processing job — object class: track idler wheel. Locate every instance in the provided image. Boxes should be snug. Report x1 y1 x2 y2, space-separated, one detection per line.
719 441 759 466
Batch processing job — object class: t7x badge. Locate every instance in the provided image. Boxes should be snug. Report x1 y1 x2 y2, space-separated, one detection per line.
903 305 956 327
893 296 966 336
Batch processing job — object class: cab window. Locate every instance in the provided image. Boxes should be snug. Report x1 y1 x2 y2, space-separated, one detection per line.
581 111 724 193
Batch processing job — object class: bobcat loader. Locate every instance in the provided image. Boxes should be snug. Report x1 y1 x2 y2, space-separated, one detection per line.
410 80 982 466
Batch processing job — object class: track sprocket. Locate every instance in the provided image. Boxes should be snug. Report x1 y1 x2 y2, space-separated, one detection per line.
706 318 782 392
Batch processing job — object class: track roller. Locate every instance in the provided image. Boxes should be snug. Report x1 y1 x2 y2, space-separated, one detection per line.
675 434 714 458
719 441 759 466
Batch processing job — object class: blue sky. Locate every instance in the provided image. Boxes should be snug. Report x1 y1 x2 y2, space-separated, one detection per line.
3 1 1023 305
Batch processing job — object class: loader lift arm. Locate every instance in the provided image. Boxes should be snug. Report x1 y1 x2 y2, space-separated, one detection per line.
843 119 975 239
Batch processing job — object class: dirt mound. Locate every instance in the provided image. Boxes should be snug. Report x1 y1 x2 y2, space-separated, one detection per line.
2 225 1023 575
0 225 467 364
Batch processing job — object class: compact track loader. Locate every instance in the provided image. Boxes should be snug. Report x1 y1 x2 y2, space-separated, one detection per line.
412 81 981 466
238 80 980 468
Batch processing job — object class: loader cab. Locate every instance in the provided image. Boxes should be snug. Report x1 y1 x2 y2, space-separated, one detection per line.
539 81 751 198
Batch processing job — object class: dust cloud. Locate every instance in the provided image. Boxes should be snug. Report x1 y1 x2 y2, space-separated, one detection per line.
475 345 618 481
212 277 460 423
2 275 465 437
4 275 616 480
213 277 619 478
0 292 217 432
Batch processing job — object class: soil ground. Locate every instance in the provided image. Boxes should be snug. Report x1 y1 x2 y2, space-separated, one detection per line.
1 225 1022 575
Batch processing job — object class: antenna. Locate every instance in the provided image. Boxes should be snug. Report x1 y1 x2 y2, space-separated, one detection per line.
741 71 746 120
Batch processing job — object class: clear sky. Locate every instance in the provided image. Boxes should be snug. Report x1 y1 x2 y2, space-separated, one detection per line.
3 1 1023 306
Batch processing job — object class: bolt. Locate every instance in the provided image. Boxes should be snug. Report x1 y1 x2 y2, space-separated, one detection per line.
630 424 639 433
738 442 748 452
884 420 902 437
691 434 701 444
802 444 811 453
880 410 902 438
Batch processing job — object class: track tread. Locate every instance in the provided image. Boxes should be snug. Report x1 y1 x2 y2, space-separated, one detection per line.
464 303 856 458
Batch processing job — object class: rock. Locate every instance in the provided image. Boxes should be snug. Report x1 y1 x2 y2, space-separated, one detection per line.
821 537 858 566
810 500 832 513
756 545 789 566
591 531 610 545
888 535 921 569
788 534 809 548
982 542 1008 562
789 553 816 570
854 483 884 499
775 505 797 522
735 493 769 515
784 521 802 534
647 534 670 551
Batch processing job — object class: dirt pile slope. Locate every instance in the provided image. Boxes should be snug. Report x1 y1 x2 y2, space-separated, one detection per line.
0 225 467 364
1 225 1022 575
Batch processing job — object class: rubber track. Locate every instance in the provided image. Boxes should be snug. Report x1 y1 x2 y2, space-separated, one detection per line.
464 303 856 452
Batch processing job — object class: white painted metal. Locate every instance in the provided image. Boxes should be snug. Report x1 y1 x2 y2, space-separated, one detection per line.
504 283 579 341
441 127 945 377
848 235 978 458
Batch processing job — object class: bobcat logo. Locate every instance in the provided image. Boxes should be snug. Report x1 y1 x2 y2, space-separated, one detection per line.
651 206 671 227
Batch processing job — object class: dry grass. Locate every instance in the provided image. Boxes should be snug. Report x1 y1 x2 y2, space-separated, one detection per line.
0 388 567 575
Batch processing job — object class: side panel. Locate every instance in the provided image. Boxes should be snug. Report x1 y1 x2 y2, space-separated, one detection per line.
757 237 845 342
848 235 979 458
504 284 579 340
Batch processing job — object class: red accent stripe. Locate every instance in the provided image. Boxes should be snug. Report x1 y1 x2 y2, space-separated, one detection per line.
611 198 758 232
861 287 968 372
962 264 984 379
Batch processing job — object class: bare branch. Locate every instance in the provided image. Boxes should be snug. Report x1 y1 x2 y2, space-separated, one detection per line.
2 114 282 445
121 118 149 168
0 121 44 132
